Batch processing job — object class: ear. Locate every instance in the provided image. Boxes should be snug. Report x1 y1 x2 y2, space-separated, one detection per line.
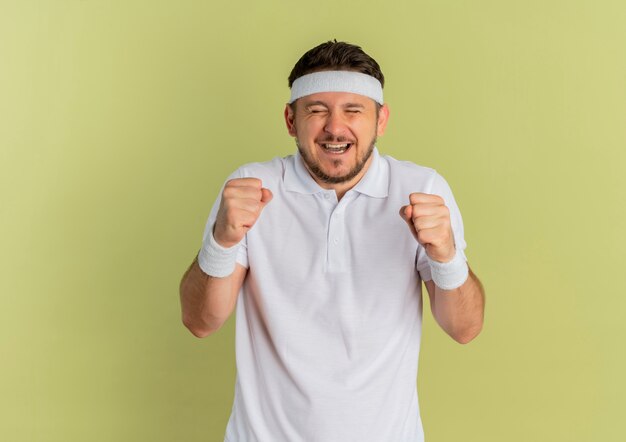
284 104 297 137
376 104 390 137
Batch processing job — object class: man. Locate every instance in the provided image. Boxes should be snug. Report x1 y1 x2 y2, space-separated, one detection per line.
180 40 485 442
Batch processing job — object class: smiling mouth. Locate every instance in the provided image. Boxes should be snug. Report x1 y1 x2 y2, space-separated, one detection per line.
320 142 352 154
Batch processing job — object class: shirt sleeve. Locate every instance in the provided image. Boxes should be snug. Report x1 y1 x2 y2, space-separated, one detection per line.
416 170 467 282
200 169 249 269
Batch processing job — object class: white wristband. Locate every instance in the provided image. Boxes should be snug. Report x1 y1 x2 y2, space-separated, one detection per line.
427 248 469 290
197 231 240 278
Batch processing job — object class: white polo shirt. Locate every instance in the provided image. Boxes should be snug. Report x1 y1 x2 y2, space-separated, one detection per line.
201 147 467 442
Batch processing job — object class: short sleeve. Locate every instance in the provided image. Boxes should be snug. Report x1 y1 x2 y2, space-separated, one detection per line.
416 171 467 281
200 169 249 269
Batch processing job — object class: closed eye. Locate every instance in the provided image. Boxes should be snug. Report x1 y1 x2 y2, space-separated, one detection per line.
344 103 365 113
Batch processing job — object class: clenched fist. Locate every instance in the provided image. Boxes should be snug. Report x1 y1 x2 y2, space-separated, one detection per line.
399 193 456 263
214 178 273 248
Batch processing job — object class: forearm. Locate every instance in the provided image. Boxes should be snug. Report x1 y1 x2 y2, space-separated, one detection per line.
179 258 243 337
431 268 485 344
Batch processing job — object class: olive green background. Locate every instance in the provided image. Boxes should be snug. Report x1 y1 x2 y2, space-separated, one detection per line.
1 1 624 441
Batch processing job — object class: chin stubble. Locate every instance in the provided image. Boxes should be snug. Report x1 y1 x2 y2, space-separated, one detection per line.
296 138 377 185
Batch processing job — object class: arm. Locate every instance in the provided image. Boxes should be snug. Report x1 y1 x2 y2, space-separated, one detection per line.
424 266 485 344
179 259 247 338
179 177 272 338
400 191 485 344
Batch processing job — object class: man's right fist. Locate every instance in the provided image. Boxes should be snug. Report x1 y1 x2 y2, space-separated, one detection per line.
213 178 273 248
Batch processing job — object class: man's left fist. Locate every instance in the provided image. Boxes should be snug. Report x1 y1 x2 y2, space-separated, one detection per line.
399 193 456 263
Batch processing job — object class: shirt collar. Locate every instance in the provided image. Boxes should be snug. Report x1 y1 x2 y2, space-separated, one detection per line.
352 147 389 198
284 147 389 198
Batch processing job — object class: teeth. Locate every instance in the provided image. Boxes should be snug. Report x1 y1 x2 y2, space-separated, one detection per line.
322 143 350 153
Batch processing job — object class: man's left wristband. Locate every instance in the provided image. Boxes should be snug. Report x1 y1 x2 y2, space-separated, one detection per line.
427 248 469 290
197 231 241 278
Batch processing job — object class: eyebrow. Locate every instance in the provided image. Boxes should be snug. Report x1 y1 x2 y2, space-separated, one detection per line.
304 101 329 110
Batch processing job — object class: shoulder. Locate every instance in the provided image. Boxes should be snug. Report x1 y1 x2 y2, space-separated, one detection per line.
380 153 459 204
381 153 439 191
227 155 291 186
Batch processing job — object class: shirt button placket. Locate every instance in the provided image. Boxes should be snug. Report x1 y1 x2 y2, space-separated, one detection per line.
328 204 346 272
333 210 342 246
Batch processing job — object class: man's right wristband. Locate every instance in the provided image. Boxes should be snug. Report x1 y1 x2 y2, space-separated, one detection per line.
197 231 240 278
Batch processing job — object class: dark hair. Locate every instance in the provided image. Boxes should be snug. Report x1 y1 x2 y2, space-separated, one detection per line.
288 40 384 88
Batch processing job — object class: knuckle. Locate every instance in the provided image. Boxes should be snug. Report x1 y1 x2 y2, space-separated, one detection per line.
222 186 234 198
246 178 262 188
224 197 238 209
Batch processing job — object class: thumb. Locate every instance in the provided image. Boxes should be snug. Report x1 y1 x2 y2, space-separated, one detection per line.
399 205 419 243
398 204 412 225
260 187 273 208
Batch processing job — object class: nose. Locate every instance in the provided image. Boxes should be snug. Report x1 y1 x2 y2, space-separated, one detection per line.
323 112 348 138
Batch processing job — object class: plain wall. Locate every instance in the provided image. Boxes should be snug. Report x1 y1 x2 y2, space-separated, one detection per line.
1 1 625 441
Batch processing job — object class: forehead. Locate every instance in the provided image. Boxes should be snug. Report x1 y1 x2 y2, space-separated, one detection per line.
297 91 377 108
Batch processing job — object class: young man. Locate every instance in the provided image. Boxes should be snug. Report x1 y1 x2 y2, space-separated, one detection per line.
180 41 485 442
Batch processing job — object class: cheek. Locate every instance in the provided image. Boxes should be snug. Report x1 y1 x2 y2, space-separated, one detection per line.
297 121 323 138
353 122 376 139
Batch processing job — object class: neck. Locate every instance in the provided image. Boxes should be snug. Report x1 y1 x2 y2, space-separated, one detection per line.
306 154 374 201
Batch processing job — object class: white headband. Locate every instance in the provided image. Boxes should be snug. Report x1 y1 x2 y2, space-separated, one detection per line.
289 71 384 105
